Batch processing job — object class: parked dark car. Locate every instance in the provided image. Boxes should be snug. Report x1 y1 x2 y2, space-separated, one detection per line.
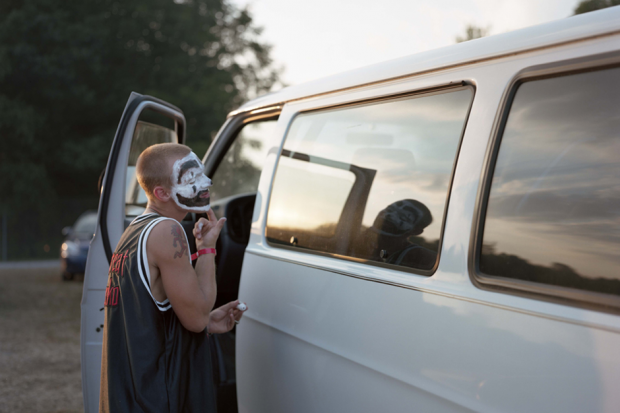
60 211 97 281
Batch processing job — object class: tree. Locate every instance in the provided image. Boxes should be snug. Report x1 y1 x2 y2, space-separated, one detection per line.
0 0 281 259
455 24 490 43
574 0 620 14
0 0 280 201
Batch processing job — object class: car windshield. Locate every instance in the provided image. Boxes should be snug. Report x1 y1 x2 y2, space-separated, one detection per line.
73 214 97 235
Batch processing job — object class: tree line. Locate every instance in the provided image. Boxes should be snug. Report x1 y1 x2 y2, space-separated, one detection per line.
0 0 280 260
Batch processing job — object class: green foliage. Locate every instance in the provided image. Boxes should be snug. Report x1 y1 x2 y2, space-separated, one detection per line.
0 0 279 260
455 24 489 43
0 0 279 203
574 0 620 14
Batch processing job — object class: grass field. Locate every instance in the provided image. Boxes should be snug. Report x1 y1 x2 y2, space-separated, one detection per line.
0 265 84 413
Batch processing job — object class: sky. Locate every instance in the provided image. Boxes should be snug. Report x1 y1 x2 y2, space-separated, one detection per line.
230 0 579 86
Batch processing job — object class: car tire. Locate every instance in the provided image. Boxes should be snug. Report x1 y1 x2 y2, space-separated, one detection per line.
62 271 75 281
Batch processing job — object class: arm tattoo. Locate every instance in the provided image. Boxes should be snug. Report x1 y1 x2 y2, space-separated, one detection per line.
171 224 188 259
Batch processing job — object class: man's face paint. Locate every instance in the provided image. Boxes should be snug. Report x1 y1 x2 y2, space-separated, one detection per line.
170 152 212 212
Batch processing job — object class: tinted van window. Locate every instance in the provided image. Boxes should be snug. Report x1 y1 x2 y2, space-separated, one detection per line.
479 67 620 296
126 121 176 216
266 88 473 272
210 120 278 200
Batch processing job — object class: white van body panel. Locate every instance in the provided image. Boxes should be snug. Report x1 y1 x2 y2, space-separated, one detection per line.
236 11 620 413
238 254 620 412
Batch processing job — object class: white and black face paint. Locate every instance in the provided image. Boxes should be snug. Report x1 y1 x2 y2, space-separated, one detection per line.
170 152 212 212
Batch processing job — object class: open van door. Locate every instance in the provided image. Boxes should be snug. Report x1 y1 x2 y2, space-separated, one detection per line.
80 93 185 413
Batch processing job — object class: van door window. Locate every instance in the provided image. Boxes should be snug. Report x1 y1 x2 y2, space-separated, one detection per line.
267 150 357 251
479 67 620 297
266 87 473 273
125 119 177 216
210 120 278 200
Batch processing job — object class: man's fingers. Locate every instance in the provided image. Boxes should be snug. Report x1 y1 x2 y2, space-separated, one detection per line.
207 208 218 222
218 300 240 312
216 217 227 231
232 309 245 320
194 218 209 240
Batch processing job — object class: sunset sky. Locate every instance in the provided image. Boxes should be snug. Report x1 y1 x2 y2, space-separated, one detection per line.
230 0 580 86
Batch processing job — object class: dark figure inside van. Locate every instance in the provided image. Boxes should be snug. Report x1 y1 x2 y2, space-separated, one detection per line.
369 199 436 269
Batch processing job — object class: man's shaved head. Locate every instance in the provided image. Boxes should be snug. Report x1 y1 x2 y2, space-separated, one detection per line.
136 143 191 198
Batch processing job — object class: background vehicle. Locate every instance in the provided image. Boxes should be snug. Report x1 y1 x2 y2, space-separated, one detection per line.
60 211 97 281
82 7 620 413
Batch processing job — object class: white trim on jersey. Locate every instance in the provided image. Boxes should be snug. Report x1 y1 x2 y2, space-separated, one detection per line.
137 217 172 311
136 217 193 312
129 213 159 226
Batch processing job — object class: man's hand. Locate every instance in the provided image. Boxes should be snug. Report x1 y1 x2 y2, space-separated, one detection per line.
208 300 247 334
193 208 226 250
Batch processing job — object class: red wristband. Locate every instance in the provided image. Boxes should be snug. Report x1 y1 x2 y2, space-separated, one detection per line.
191 248 216 261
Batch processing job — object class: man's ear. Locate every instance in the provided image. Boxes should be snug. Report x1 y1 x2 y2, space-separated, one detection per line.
152 186 171 202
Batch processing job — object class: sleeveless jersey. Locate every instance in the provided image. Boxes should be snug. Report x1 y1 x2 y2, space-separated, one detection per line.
99 213 216 413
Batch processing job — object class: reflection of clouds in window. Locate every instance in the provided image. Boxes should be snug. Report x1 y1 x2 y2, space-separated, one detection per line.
482 67 620 286
286 92 471 236
268 88 472 271
287 92 470 162
288 93 469 233
492 136 618 196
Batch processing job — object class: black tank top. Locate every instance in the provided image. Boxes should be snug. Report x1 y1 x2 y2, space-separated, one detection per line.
99 213 216 413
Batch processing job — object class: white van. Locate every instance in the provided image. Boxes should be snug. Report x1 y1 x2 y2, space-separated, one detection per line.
82 7 620 412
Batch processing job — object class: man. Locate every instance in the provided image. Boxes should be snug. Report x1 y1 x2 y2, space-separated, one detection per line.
100 143 245 412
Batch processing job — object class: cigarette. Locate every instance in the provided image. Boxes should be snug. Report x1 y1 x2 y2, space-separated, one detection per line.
236 303 247 311
198 222 204 231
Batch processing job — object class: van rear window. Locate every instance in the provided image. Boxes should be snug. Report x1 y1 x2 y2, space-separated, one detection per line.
266 87 473 274
479 67 620 297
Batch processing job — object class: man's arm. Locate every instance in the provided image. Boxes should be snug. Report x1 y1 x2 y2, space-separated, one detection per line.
148 213 225 333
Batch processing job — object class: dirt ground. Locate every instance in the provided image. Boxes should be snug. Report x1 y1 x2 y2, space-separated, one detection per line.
0 265 84 413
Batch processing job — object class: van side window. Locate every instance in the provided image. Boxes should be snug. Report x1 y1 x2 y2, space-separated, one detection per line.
479 67 620 297
266 88 473 273
126 120 177 216
210 120 278 200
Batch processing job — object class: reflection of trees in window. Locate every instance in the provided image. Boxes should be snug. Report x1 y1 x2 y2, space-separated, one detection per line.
268 221 440 271
480 243 620 296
